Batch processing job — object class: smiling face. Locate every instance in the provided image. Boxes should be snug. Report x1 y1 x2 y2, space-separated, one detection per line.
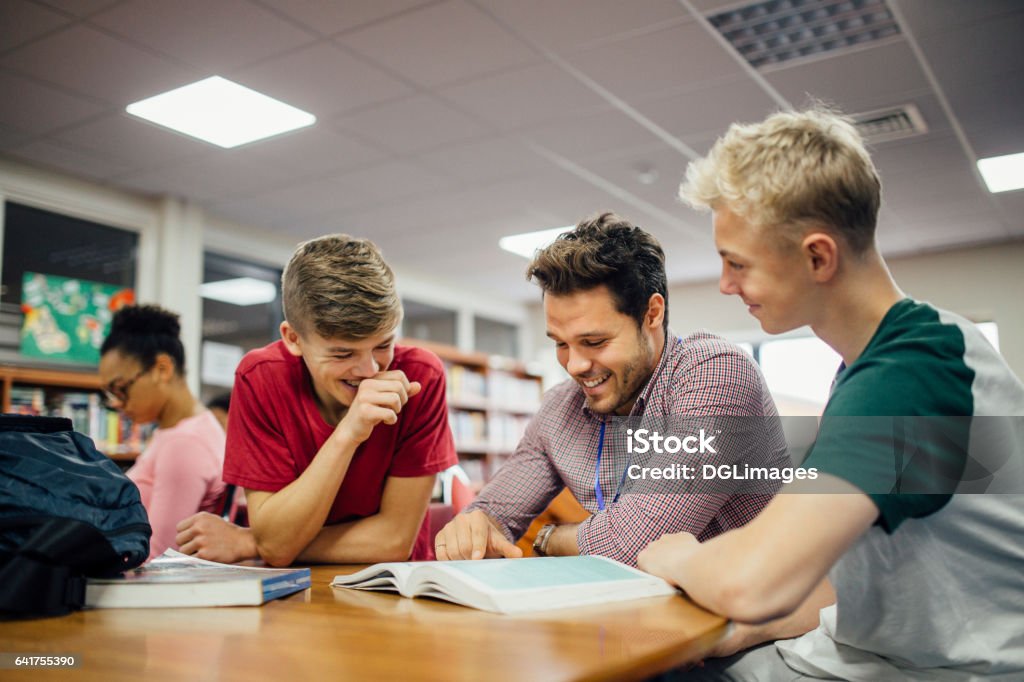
280 322 397 422
545 285 664 416
713 205 817 335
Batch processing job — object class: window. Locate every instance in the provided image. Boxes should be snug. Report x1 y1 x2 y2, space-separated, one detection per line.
402 299 456 346
474 316 519 358
199 252 281 401
749 320 1000 415
1 201 138 366
758 336 842 415
976 321 999 351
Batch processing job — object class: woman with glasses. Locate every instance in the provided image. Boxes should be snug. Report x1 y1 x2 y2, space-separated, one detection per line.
99 304 227 561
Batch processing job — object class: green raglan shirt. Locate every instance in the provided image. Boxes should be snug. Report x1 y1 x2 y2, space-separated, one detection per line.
802 299 976 532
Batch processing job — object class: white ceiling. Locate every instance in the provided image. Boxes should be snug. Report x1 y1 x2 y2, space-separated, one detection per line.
1 0 1021 302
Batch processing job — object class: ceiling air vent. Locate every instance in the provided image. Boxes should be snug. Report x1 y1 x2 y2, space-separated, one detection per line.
852 104 928 144
708 0 901 70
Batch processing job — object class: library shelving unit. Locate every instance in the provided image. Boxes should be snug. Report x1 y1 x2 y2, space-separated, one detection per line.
400 338 543 488
0 364 143 464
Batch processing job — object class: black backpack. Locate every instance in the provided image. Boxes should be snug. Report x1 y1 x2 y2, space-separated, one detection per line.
0 414 151 618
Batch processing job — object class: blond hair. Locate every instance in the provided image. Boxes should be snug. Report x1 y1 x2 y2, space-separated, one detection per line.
679 107 881 253
281 234 402 340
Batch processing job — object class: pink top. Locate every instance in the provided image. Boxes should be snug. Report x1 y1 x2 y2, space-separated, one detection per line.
128 410 227 560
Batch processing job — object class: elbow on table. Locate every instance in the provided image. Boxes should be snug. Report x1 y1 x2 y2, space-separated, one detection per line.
374 533 418 563
255 538 299 568
713 576 801 625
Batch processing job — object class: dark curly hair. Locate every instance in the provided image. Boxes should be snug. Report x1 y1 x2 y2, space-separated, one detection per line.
100 304 186 375
527 212 668 332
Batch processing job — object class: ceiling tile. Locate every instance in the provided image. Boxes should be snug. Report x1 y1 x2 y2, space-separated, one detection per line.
939 71 1024 160
912 11 1024 87
231 42 412 118
0 0 73 52
581 146 694 216
7 139 133 180
0 69 106 136
564 20 745 100
687 0 750 14
894 0 1021 38
871 132 971 180
236 126 388 178
112 145 318 203
523 108 661 161
51 112 215 169
0 124 25 151
473 0 686 51
333 94 489 155
882 168 994 227
204 197 297 232
763 40 931 113
90 0 314 71
241 160 457 221
992 193 1024 236
268 0 435 36
632 76 780 143
0 24 198 104
342 0 538 87
439 62 607 130
412 136 552 185
35 0 121 16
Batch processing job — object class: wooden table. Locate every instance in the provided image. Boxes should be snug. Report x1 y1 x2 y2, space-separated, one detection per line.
0 565 728 682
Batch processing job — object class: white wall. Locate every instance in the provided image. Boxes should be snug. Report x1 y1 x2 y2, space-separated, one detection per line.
522 240 1024 387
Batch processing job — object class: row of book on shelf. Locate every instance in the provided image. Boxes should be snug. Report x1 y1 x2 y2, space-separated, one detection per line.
446 364 541 411
8 386 148 455
448 410 532 454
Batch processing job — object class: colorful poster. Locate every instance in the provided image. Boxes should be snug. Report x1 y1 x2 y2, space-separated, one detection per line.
20 272 134 365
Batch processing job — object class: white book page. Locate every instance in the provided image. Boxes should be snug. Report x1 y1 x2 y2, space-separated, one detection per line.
331 562 419 594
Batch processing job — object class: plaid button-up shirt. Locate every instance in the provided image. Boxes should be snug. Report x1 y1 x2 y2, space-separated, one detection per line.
466 329 788 566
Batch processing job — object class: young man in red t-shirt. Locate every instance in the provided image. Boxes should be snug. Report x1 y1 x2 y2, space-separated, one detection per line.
175 235 457 565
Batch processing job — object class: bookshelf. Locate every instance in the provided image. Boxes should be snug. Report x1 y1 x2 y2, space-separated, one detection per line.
400 339 542 488
0 365 143 463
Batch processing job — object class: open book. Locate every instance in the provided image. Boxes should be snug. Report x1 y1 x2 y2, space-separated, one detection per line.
85 550 311 608
331 556 677 614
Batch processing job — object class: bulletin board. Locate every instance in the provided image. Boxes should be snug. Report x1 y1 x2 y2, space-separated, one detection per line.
20 272 134 365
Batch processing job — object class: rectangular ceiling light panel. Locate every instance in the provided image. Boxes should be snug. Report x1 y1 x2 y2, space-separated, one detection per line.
499 226 574 259
126 76 315 148
978 152 1024 194
200 277 279 305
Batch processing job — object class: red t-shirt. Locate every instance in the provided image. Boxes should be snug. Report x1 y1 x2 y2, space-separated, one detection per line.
223 341 457 560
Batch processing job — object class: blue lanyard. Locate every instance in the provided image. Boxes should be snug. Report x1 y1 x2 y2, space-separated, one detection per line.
594 421 634 512
595 336 680 511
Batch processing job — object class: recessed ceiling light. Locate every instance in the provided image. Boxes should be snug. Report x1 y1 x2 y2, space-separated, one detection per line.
499 226 573 259
977 152 1024 193
200 277 278 306
126 76 315 148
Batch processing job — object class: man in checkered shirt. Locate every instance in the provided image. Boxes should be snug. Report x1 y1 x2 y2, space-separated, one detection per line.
434 212 789 566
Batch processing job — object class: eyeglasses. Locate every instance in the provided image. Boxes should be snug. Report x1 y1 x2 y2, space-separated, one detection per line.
102 368 148 407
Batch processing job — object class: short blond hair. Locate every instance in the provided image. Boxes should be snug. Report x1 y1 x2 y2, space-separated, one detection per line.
282 234 402 340
679 107 881 253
